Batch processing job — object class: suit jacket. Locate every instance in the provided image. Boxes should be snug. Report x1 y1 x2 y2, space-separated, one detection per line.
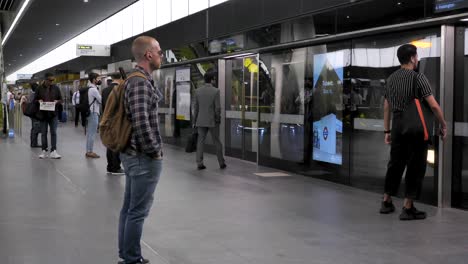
194 83 220 128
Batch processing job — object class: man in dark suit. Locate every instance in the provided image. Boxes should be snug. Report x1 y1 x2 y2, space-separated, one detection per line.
193 69 226 170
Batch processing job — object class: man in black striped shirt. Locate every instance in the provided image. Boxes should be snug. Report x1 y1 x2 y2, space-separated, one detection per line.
380 44 447 220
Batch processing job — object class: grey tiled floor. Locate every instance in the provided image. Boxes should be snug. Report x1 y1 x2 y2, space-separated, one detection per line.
0 120 468 264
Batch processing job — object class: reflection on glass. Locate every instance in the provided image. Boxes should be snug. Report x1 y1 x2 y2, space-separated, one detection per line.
225 55 259 162
259 49 305 163
350 29 441 205
311 51 346 165
154 68 176 138
452 27 468 209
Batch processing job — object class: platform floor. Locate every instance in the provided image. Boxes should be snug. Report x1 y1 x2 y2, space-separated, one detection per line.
0 120 468 264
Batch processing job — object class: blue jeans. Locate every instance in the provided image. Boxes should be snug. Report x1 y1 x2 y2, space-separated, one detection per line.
86 112 99 152
41 117 58 151
118 153 162 263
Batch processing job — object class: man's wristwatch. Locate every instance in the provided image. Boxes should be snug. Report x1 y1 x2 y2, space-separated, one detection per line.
384 130 391 134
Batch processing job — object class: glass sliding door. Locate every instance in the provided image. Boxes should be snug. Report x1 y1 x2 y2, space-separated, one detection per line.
349 28 441 205
258 43 351 183
224 55 259 162
452 26 468 209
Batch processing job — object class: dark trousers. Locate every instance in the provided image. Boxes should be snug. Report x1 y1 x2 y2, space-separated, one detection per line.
75 108 86 127
41 117 58 152
384 115 429 200
30 118 41 146
196 126 225 166
106 148 122 172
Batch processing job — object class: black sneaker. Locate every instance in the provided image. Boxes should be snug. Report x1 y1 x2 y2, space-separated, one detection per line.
379 200 395 214
197 165 206 170
220 164 227 169
409 206 427 219
118 258 150 264
399 207 427 220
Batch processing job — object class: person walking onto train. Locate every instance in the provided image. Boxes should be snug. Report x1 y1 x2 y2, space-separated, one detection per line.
380 44 447 220
193 69 226 170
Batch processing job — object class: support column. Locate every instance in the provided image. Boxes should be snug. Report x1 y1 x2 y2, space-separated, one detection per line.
218 59 226 154
439 25 455 208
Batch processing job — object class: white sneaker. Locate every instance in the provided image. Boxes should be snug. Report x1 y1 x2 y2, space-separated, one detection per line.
39 150 48 159
50 150 62 159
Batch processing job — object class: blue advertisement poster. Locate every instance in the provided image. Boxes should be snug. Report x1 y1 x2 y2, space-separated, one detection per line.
312 52 344 165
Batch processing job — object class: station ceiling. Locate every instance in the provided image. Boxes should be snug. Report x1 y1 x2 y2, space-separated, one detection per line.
3 0 138 76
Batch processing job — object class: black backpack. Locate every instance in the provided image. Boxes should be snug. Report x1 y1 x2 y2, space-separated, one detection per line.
76 87 95 116
22 93 39 118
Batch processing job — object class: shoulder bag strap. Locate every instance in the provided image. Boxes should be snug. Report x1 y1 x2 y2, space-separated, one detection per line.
412 73 418 99
412 73 429 141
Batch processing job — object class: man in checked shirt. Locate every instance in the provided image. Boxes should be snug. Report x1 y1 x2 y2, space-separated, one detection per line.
118 36 164 264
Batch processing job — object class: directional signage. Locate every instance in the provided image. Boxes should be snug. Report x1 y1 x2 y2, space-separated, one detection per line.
76 44 111 57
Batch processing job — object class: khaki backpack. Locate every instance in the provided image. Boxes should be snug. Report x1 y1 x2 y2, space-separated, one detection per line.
100 72 147 152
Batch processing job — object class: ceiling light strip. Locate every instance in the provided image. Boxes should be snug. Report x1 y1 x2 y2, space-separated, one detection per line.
0 0 5 10
2 0 31 46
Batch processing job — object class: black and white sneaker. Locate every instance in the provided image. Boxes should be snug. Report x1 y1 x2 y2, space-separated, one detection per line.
108 168 125 175
379 200 395 214
118 258 150 264
399 206 427 220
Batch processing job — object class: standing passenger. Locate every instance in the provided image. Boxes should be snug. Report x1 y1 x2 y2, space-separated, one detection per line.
118 36 164 264
29 83 41 148
36 73 62 159
102 72 124 175
72 88 81 127
85 72 102 159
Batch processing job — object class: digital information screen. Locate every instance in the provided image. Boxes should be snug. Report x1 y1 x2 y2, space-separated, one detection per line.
434 0 468 13
312 53 344 165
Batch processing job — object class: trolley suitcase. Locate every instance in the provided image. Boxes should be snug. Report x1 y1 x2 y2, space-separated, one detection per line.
60 111 67 122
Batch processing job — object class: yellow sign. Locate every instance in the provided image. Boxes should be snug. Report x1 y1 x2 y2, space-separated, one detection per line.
411 40 432 49
78 45 92 50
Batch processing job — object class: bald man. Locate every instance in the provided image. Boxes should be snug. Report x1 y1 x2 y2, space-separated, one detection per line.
117 36 164 264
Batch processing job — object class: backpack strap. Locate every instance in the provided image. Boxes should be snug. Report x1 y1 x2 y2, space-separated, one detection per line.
126 72 148 81
119 72 150 97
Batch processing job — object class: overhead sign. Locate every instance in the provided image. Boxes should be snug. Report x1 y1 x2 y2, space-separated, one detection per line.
434 0 468 12
17 74 33 79
76 44 111 57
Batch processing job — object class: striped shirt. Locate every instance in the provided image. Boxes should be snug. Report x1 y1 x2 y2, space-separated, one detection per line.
384 68 432 112
124 66 163 158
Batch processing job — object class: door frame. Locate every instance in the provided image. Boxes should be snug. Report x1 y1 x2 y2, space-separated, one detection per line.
218 53 260 164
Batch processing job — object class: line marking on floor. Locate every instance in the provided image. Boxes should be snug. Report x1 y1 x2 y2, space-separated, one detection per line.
254 172 291 177
142 239 170 264
56 168 87 195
